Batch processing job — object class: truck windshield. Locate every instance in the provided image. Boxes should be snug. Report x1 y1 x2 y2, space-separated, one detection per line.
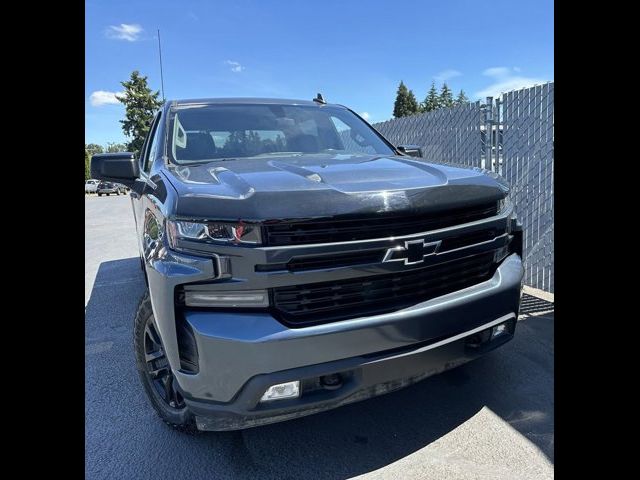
166 103 394 164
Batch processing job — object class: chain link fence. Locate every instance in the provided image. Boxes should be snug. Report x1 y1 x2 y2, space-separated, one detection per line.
372 82 554 293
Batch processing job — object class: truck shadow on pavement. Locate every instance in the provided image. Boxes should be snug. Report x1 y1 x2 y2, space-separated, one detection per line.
86 257 554 480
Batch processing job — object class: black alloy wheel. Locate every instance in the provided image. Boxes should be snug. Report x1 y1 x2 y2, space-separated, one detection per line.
134 291 197 432
143 320 185 409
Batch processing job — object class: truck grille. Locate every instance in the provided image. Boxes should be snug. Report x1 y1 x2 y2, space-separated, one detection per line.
255 228 500 273
263 202 499 246
271 251 498 326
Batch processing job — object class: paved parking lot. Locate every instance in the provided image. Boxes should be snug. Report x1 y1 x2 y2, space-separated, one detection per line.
85 194 554 480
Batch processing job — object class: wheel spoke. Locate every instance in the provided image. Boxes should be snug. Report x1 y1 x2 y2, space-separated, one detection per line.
145 349 164 363
162 374 174 406
144 322 162 347
148 364 169 379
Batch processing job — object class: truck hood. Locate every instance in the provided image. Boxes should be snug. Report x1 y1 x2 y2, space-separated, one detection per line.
162 154 509 221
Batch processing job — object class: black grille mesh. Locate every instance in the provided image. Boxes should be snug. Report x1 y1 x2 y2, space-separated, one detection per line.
271 251 497 326
264 202 499 246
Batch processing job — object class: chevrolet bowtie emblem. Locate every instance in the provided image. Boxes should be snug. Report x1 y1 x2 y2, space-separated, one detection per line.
382 239 442 265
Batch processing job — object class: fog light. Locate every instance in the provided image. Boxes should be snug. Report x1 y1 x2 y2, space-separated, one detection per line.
184 290 269 308
491 323 508 339
260 381 300 402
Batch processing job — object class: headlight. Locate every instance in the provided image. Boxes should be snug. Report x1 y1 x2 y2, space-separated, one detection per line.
167 220 262 247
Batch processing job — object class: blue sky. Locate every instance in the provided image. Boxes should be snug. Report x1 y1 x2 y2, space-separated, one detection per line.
85 0 553 146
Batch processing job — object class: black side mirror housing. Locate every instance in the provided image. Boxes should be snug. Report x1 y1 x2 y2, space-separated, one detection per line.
397 144 423 158
91 152 139 187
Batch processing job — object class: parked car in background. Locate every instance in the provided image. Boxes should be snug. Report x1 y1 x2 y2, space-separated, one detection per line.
85 179 99 193
115 183 130 193
97 181 124 196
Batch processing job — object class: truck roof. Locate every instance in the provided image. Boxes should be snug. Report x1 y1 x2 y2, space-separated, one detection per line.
171 97 334 107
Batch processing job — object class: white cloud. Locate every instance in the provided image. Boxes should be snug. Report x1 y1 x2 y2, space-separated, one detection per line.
360 112 371 121
434 69 462 82
474 67 546 99
89 90 123 107
225 60 244 73
482 67 511 78
106 24 143 42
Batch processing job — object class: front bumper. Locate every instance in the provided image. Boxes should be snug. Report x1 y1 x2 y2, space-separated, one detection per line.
146 240 523 429
188 313 517 431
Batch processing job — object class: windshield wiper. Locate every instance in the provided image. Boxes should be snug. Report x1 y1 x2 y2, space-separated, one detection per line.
172 158 239 166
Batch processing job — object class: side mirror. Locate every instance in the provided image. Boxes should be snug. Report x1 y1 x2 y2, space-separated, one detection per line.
397 144 423 158
91 152 140 187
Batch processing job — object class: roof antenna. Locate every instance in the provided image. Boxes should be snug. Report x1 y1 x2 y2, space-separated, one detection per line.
157 29 166 102
313 93 326 104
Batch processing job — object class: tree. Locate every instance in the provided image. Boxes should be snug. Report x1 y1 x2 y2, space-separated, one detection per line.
406 89 419 115
393 81 419 118
455 90 469 106
85 143 104 156
118 71 163 154
423 82 440 112
439 83 454 109
85 144 103 181
106 142 128 153
85 149 91 181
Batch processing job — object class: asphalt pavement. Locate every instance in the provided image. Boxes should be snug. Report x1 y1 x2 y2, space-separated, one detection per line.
85 193 554 480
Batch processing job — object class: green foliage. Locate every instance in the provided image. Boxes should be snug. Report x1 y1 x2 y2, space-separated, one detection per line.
423 82 440 112
439 83 454 109
220 130 264 157
261 134 287 153
85 149 91 181
118 71 163 155
393 81 420 118
455 89 469 105
85 143 104 156
106 142 128 153
399 81 470 117
84 143 103 181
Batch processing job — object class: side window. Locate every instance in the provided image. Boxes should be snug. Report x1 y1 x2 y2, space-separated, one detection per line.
142 113 162 174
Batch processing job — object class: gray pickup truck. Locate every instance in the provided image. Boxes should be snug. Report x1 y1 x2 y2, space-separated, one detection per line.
91 96 524 432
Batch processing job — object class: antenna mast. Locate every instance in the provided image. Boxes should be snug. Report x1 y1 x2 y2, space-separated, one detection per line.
157 29 165 101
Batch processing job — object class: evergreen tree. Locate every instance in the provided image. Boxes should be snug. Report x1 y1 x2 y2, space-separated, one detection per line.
439 83 454 109
406 89 419 115
455 90 469 106
423 82 440 112
393 81 419 117
118 71 163 154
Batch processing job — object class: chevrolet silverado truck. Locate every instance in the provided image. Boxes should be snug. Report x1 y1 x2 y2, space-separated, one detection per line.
91 97 524 432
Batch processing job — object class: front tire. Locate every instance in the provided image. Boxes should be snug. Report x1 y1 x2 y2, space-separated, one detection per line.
98 193 102 197
139 256 149 286
134 291 198 433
